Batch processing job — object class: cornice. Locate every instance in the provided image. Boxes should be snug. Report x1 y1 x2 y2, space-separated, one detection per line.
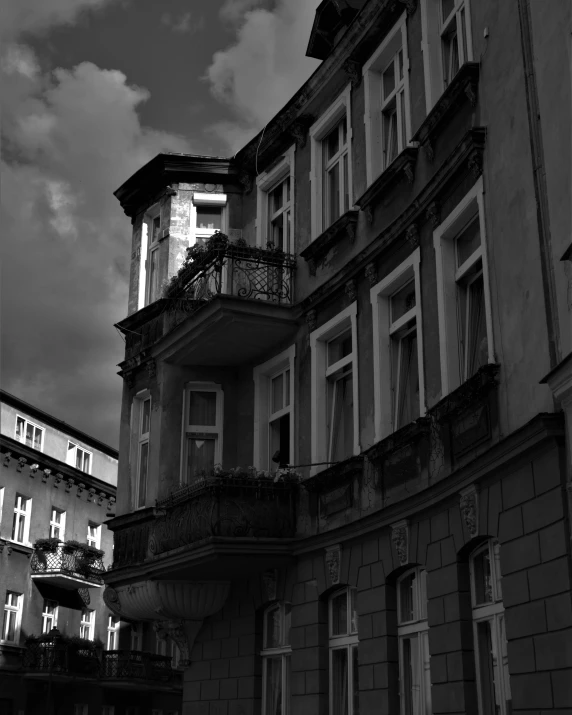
300 210 360 275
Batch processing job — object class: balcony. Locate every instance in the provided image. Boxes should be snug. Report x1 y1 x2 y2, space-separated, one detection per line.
108 470 298 581
23 635 101 678
117 235 299 368
30 539 105 589
100 650 182 689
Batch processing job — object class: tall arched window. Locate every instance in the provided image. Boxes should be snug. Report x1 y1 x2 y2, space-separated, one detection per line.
470 540 511 715
261 602 291 715
329 587 359 715
396 567 431 715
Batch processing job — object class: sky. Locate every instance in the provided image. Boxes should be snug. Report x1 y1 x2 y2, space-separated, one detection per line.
1 0 321 449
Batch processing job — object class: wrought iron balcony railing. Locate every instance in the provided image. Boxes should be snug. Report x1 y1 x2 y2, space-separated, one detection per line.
101 650 182 683
30 540 105 588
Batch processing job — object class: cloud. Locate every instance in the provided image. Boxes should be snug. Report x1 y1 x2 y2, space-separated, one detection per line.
204 0 321 153
160 11 205 34
1 49 193 446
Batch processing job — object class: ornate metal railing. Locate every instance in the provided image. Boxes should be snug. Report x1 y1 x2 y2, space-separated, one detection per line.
101 650 181 683
30 541 105 585
22 640 101 676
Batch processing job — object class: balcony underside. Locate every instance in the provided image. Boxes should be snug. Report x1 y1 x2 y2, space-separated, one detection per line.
154 295 299 366
31 572 102 590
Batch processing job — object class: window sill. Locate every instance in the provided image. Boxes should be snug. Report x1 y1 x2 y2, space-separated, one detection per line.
366 417 431 464
0 539 33 556
302 455 364 493
300 210 360 276
430 364 500 424
354 146 419 224
412 62 480 162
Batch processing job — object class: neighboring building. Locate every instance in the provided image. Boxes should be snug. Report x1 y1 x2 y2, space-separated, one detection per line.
104 2 572 715
0 391 182 714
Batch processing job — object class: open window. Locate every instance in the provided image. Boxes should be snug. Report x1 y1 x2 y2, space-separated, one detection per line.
15 415 44 451
256 146 295 253
182 382 223 482
192 193 227 244
66 441 92 474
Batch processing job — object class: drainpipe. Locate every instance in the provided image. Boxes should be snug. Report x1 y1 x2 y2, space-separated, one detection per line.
517 0 562 369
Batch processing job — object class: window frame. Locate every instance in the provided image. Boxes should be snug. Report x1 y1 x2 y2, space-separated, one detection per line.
49 507 66 541
130 622 143 651
42 599 59 635
80 608 95 641
106 614 120 650
192 192 227 243
1 591 23 643
328 587 359 715
309 84 353 241
11 493 32 545
370 248 425 443
256 146 296 251
362 13 412 185
15 415 44 451
87 522 101 550
433 178 494 396
66 441 92 474
132 391 151 510
181 382 224 483
310 303 360 476
261 601 292 715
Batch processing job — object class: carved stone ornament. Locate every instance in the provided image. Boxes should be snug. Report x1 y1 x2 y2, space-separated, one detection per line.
125 372 135 390
108 496 116 510
103 586 122 615
153 619 202 667
405 223 419 248
398 0 417 14
459 485 479 538
65 478 75 493
365 262 377 287
262 569 278 602
308 257 317 277
239 171 254 194
97 491 106 506
17 457 27 472
53 473 63 488
391 520 409 566
403 161 415 184
29 463 39 477
464 83 477 107
147 359 157 379
426 201 441 228
289 116 313 149
3 451 11 467
77 483 85 498
325 544 342 586
364 205 374 225
347 221 357 245
42 469 51 484
468 149 483 179
423 140 434 163
345 279 357 303
342 59 362 89
87 487 96 502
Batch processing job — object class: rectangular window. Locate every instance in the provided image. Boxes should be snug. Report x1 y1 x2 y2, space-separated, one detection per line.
80 609 95 641
49 507 66 541
156 634 167 657
66 442 92 474
2 591 23 643
268 176 292 253
73 706 88 715
329 588 359 715
192 193 227 244
433 178 493 396
310 304 359 474
363 15 411 185
262 602 292 715
106 615 120 650
182 383 223 483
131 623 142 651
42 599 59 634
87 522 101 549
146 212 161 305
309 85 353 240
15 415 44 450
170 640 181 669
370 249 425 442
256 146 295 252
11 494 31 544
137 396 151 508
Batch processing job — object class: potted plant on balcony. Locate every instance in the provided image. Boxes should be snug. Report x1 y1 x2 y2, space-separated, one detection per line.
33 537 60 568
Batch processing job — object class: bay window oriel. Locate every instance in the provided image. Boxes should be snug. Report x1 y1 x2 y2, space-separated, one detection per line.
182 382 223 482
329 587 359 715
261 602 292 715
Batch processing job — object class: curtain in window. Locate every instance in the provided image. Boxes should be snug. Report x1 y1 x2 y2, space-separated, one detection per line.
328 371 354 462
332 648 349 715
383 109 398 167
395 330 419 429
187 437 215 480
466 274 487 378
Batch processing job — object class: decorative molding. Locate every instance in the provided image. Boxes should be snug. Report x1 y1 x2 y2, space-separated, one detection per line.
364 205 374 225
146 359 157 380
423 140 434 163
306 309 317 333
29 463 39 477
77 483 85 498
87 487 96 502
405 223 419 248
262 569 278 602
66 478 75 493
403 161 415 184
299 210 360 272
398 0 417 14
288 115 313 149
365 262 377 287
355 147 419 217
342 59 362 88
426 201 441 228
459 484 479 538
3 452 11 467
345 279 357 303
53 473 63 488
325 544 342 586
17 457 27 473
468 149 483 179
108 496 116 511
103 586 122 615
97 492 107 506
391 519 409 565
154 619 202 668
347 221 357 245
308 258 317 277
239 171 254 194
42 469 51 484
464 82 477 107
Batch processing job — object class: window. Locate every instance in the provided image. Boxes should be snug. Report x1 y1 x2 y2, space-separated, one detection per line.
0 487 4 525
253 346 295 471
49 507 66 541
397 568 431 715
102 707 115 715
146 209 162 306
370 249 425 442
42 599 59 634
87 523 101 549
310 304 359 474
156 633 167 656
74 706 88 715
66 442 92 474
363 14 411 184
420 0 473 111
130 622 142 651
433 178 494 395
170 639 181 669
106 615 120 650
15 415 44 450
182 383 223 483
329 588 359 715
135 394 151 509
80 609 95 640
192 193 227 244
11 494 31 544
256 147 295 253
2 591 23 643
261 602 292 715
470 541 511 715
309 85 353 239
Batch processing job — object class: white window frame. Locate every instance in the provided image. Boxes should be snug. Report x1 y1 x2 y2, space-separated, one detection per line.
420 0 474 112
261 602 292 715
49 507 66 541
87 522 101 550
106 614 120 650
192 193 227 243
328 587 359 715
66 441 92 474
433 178 494 396
181 382 224 483
138 203 163 309
396 567 431 715
363 13 412 186
80 608 95 641
253 345 296 471
11 494 31 544
310 303 360 475
130 622 142 651
309 84 353 241
15 415 44 451
1 591 23 643
370 248 425 443
42 599 59 634
256 145 296 251
470 541 511 715
131 390 151 510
